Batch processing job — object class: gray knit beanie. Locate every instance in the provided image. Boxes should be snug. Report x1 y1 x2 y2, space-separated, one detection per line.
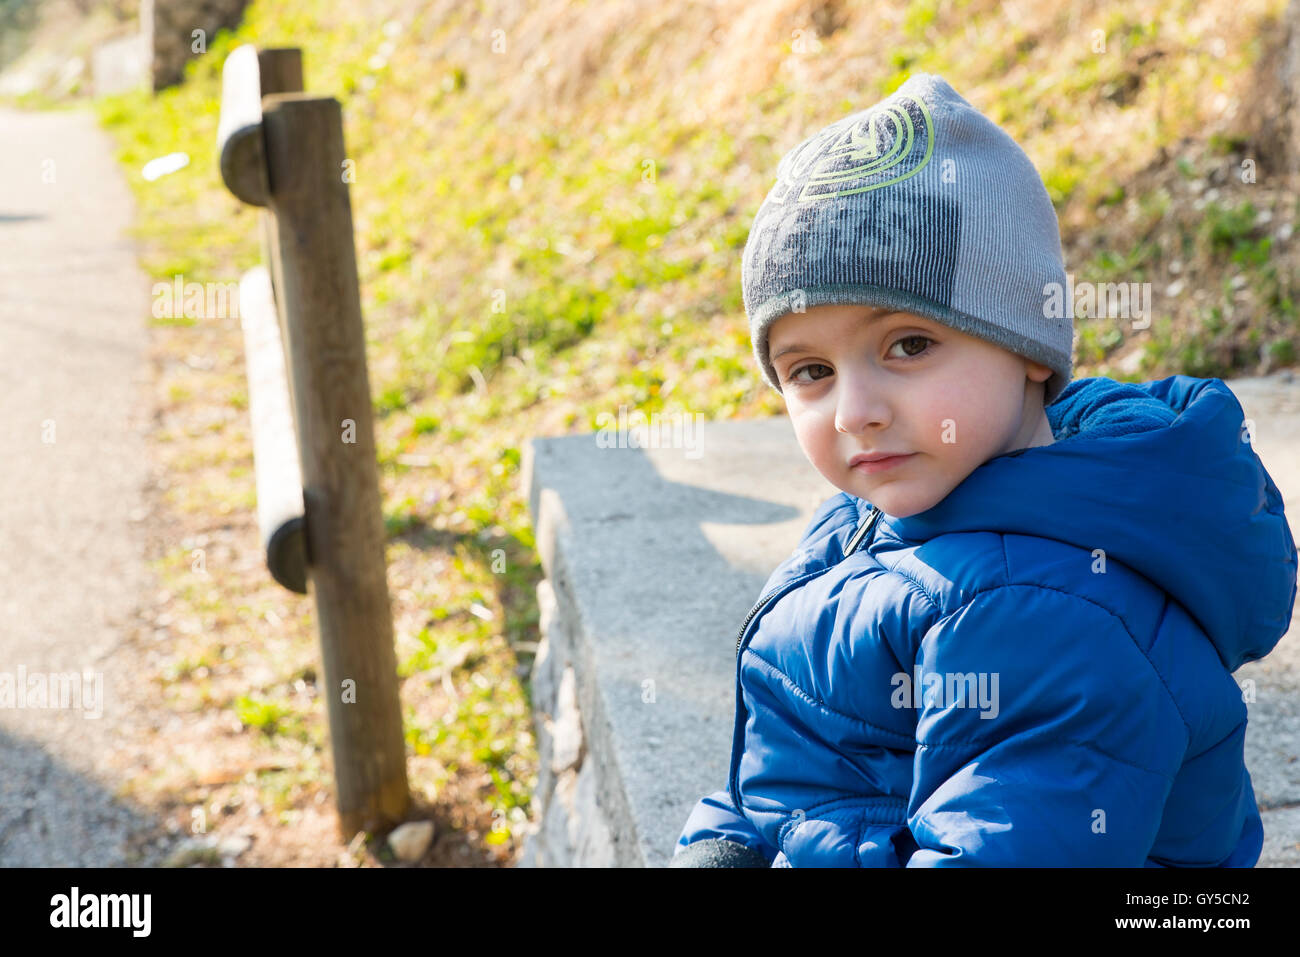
742 73 1074 406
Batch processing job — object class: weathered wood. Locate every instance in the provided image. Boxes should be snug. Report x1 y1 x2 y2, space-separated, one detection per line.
219 46 306 593
238 265 308 594
256 48 302 100
261 91 410 837
254 48 303 439
217 44 268 206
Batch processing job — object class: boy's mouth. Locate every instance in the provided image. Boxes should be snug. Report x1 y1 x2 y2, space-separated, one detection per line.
850 453 916 474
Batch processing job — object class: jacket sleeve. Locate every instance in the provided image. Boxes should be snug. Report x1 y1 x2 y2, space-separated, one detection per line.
673 788 779 866
905 585 1187 866
669 496 858 867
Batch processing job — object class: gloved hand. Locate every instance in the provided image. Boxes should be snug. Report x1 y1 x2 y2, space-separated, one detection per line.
667 838 771 868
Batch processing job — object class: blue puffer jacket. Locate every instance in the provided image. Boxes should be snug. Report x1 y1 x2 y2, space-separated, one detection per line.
674 375 1297 867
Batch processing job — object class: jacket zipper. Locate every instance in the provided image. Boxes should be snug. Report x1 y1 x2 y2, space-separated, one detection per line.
734 504 882 656
728 504 883 812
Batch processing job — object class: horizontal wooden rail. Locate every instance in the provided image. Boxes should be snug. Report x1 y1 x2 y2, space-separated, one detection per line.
216 43 268 206
238 264 307 594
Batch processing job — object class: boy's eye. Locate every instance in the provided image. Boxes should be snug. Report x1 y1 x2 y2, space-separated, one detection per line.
787 362 833 385
888 335 933 359
785 335 934 385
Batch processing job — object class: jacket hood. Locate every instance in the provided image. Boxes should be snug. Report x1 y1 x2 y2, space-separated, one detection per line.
869 375 1297 672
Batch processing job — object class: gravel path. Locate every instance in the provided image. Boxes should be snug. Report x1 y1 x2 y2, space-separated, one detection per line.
0 105 165 866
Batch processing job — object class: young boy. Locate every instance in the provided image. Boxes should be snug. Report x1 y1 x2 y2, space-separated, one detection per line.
671 73 1298 867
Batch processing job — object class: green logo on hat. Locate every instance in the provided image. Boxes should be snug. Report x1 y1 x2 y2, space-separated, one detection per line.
774 90 936 202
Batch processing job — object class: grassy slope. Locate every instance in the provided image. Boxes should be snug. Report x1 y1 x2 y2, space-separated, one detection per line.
73 0 1300 863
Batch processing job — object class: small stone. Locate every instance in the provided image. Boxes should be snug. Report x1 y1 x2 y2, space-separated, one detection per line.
337 829 367 867
218 833 252 858
162 836 221 868
550 667 583 773
387 820 435 862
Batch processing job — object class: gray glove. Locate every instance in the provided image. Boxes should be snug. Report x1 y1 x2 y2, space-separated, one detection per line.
668 838 771 868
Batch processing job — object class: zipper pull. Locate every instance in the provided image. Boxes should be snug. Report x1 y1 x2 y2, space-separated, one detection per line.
843 505 882 556
734 505 882 657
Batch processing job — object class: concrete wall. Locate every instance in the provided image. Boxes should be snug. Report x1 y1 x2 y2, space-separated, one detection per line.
515 420 838 867
516 385 1300 866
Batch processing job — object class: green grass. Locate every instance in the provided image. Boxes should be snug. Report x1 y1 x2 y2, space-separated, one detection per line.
87 0 1297 858
234 694 302 739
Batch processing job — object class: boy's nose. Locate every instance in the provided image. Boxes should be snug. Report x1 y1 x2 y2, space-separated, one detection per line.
834 378 891 435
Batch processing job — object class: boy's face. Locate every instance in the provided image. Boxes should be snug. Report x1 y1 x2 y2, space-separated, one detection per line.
768 303 1056 519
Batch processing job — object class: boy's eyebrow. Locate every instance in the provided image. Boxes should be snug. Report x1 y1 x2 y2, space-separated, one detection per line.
771 309 907 361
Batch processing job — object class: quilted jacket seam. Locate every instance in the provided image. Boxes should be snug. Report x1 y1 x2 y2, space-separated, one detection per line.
924 581 1193 745
1186 715 1247 763
744 649 915 748
794 794 908 815
917 731 1176 783
778 803 908 855
866 556 941 614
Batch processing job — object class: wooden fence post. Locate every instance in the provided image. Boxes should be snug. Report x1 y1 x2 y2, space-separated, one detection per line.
260 91 410 838
218 44 410 839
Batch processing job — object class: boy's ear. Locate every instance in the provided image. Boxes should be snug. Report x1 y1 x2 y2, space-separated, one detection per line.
1025 359 1053 384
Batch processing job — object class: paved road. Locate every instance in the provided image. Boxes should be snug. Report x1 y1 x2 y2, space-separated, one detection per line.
1218 375 1300 866
0 106 163 865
